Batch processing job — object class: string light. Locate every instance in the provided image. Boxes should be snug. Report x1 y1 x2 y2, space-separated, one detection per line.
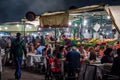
75 23 77 26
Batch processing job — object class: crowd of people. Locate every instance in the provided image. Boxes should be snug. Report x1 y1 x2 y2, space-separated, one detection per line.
0 33 56 80
0 32 120 80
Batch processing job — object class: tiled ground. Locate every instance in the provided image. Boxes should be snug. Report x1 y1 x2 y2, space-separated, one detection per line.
2 67 45 80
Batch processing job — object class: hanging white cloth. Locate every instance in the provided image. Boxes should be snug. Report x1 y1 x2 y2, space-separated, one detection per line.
0 48 5 72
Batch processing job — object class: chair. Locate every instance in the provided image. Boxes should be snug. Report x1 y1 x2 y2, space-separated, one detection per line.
65 67 80 80
84 64 96 80
80 62 89 80
33 57 45 73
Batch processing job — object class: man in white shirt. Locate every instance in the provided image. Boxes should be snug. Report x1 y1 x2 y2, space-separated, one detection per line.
93 31 100 39
84 30 92 39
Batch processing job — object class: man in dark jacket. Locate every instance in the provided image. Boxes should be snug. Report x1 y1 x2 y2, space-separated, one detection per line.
62 35 72 47
66 46 80 77
10 33 27 80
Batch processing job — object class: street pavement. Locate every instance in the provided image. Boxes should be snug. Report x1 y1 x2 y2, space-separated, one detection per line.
2 67 45 80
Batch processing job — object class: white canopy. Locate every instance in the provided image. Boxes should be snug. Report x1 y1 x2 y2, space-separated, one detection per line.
105 5 120 33
0 22 37 32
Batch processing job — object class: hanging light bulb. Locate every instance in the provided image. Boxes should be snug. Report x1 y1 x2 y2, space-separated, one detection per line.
75 23 77 27
107 16 110 19
83 19 87 26
16 24 19 27
68 21 72 26
38 28 41 30
26 25 29 28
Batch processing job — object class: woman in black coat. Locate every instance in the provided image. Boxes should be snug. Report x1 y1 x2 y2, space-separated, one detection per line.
101 48 113 64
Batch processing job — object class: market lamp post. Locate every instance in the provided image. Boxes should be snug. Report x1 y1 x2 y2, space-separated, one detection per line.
21 19 25 37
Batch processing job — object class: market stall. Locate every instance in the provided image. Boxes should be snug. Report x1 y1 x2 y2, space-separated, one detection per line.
68 4 120 46
105 5 120 33
24 4 117 47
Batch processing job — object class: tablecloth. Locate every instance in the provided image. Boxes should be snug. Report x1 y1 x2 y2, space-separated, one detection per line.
26 53 42 67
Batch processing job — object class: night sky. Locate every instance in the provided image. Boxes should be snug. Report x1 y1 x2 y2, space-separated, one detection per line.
0 0 120 23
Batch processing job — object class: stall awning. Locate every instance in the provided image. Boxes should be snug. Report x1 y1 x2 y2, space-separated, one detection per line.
40 5 103 28
105 5 120 33
40 11 69 28
0 22 37 32
69 4 104 13
40 4 120 33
